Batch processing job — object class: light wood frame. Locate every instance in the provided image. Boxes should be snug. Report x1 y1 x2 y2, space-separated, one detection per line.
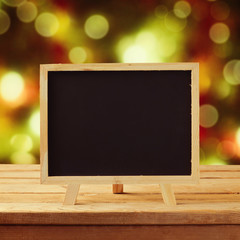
40 63 199 186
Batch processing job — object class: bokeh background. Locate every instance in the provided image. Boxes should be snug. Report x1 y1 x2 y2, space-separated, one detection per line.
0 0 240 165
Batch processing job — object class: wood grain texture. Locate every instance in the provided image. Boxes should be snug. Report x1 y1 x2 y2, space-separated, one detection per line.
1 225 240 240
40 63 199 185
1 165 240 226
160 184 176 206
63 184 80 205
113 184 123 194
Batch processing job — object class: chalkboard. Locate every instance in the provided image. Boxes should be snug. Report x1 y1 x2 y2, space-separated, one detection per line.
40 63 199 185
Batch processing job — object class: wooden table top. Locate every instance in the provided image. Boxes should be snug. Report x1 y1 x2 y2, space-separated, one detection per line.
1 164 240 225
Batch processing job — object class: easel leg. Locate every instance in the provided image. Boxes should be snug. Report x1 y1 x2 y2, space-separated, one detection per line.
160 184 176 206
112 184 123 194
63 184 80 205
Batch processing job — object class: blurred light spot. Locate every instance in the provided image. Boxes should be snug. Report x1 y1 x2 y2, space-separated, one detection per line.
199 66 211 94
173 1 191 19
164 11 186 32
123 45 147 63
158 38 176 58
0 10 10 35
35 12 59 37
116 36 133 57
56 12 71 38
236 128 240 146
215 81 230 99
2 0 25 7
209 23 230 44
0 71 24 102
223 60 240 85
10 134 33 152
200 104 219 128
210 1 230 21
10 152 36 164
136 31 157 51
84 14 109 39
69 47 87 64
155 5 168 19
217 140 236 160
29 110 40 135
201 156 226 165
17 1 38 23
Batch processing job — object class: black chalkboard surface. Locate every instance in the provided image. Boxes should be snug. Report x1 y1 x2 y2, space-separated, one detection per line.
40 63 199 206
47 70 191 176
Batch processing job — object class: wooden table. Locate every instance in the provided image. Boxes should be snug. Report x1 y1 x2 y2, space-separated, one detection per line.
1 164 240 240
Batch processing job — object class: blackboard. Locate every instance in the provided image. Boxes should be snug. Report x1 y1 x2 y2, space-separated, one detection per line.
40 63 199 184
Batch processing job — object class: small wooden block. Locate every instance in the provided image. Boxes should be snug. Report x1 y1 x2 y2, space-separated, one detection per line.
112 184 124 194
160 184 176 206
63 184 80 205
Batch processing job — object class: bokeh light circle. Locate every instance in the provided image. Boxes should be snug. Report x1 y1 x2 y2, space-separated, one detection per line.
223 60 240 85
10 152 36 164
17 1 38 23
173 1 191 19
10 134 33 152
84 14 109 39
200 104 219 128
69 47 87 64
209 23 230 44
0 10 11 35
164 11 186 32
35 12 59 37
2 0 25 7
29 110 40 135
0 72 24 102
123 45 147 63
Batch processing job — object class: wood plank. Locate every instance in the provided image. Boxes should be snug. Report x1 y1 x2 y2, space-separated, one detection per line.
0 164 40 171
1 225 240 240
1 182 240 194
1 202 240 225
1 193 240 203
0 171 39 178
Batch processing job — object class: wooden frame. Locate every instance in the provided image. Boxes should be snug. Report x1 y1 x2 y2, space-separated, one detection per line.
40 63 199 205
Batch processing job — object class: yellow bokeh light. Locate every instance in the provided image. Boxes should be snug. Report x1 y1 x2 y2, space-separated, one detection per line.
164 11 187 32
215 80 230 99
17 1 38 23
201 156 226 165
0 10 11 35
200 104 219 128
29 110 40 135
69 47 87 64
209 23 230 44
55 11 71 38
123 45 147 63
236 128 240 146
10 134 33 152
173 1 191 19
0 71 24 102
223 60 240 85
35 12 59 37
2 0 25 7
10 152 36 164
84 14 109 39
